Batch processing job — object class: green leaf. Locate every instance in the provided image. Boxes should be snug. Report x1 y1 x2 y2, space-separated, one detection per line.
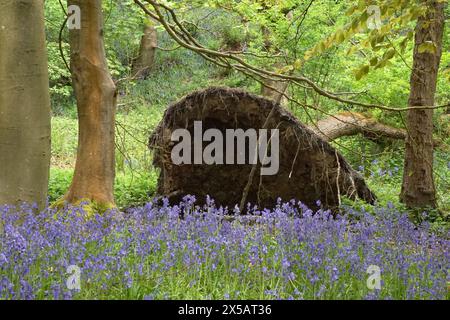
383 48 396 60
370 57 379 66
418 41 437 54
354 65 370 80
293 59 302 70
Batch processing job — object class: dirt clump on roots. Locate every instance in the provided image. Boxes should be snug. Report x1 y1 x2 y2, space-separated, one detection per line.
149 87 376 211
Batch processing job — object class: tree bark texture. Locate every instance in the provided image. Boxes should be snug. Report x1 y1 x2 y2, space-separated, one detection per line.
132 24 157 79
64 0 117 206
0 0 51 209
400 1 445 209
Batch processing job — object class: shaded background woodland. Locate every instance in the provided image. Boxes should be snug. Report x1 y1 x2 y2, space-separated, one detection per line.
43 0 449 219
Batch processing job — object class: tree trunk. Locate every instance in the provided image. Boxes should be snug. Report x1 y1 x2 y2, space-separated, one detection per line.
63 0 117 207
261 79 289 105
0 0 51 209
312 112 441 145
400 1 445 209
132 24 157 79
312 112 406 141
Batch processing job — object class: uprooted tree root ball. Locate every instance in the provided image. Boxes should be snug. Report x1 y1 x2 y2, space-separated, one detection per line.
150 87 376 211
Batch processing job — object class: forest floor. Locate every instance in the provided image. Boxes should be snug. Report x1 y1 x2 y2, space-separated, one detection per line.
1 197 448 300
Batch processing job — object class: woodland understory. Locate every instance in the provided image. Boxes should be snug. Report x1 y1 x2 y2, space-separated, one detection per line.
0 0 449 300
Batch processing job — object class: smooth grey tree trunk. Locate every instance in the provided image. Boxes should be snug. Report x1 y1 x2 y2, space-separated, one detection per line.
0 0 51 209
132 24 157 79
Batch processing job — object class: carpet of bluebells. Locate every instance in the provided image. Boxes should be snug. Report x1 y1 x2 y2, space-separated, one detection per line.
0 195 448 300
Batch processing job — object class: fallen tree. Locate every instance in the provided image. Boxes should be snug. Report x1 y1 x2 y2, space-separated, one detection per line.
312 111 407 142
150 87 376 211
258 85 410 144
258 86 410 144
311 111 441 147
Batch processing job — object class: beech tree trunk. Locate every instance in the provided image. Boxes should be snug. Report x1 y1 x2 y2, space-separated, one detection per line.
400 1 445 209
0 0 51 209
132 24 157 79
312 112 407 142
63 0 117 206
261 79 289 105
312 112 441 146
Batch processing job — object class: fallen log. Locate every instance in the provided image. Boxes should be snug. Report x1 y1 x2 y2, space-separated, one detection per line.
149 87 376 211
312 111 407 142
311 111 442 147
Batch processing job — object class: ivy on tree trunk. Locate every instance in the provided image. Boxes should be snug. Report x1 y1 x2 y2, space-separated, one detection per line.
400 0 445 209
